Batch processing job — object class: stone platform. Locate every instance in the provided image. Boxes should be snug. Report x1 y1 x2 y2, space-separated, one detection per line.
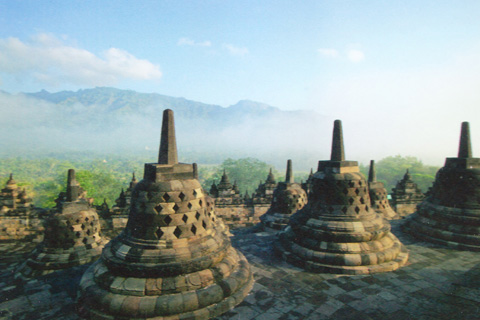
0 220 479 319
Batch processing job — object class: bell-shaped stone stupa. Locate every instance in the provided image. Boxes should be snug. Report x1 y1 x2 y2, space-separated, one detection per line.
260 160 308 231
78 109 253 319
368 160 399 220
391 169 425 217
275 120 408 274
405 122 480 251
16 169 107 279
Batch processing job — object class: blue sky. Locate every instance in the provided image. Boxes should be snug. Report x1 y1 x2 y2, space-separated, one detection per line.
1 1 480 164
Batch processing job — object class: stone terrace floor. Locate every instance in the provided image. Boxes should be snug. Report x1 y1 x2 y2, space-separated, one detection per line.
0 220 479 320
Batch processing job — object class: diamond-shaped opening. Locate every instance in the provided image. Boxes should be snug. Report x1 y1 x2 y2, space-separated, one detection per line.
355 188 360 195
85 217 89 222
366 205 369 211
348 198 354 205
342 188 348 195
348 181 355 188
76 232 81 238
90 222 94 226
83 238 88 244
179 192 186 201
164 215 172 225
70 226 74 231
182 214 188 223
81 224 86 230
199 199 203 207
202 220 207 229
173 227 182 239
155 204 163 214
187 202 193 209
191 225 197 235
155 228 164 239
173 204 180 213
193 189 198 197
208 211 212 217
86 229 91 236
358 181 362 187
163 193 171 202
360 197 365 204
195 211 201 220
354 206 360 214
76 219 80 223
341 207 347 214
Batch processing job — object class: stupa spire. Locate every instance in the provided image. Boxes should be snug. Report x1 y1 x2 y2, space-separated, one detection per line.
368 160 376 182
158 109 178 165
266 168 276 183
458 121 472 158
285 159 294 183
330 119 345 161
66 169 80 202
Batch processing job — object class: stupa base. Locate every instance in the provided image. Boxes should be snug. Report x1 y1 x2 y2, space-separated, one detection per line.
404 218 480 252
77 249 254 320
275 231 409 275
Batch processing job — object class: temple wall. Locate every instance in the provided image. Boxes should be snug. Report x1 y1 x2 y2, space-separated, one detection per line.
393 203 419 217
0 216 43 241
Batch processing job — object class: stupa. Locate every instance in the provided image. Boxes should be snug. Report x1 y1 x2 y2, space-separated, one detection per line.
0 174 44 241
391 169 425 217
405 122 480 251
368 160 399 220
275 120 408 274
77 109 253 319
0 174 34 216
16 169 107 279
260 160 308 231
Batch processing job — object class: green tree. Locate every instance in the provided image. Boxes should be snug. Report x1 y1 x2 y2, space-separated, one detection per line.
360 155 438 193
199 158 279 195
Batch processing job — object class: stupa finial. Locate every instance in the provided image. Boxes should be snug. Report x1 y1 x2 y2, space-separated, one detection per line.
330 119 345 161
458 121 472 158
66 169 80 202
132 172 137 182
193 163 198 179
285 159 294 183
368 160 376 182
158 109 178 165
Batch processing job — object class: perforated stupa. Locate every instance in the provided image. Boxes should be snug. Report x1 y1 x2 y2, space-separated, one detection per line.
260 160 308 231
77 109 253 319
16 169 107 279
368 160 399 220
405 122 480 251
275 120 408 274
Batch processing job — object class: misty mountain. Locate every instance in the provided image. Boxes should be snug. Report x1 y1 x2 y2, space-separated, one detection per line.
0 87 331 169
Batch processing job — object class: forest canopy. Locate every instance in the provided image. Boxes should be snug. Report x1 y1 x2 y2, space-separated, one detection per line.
0 155 438 208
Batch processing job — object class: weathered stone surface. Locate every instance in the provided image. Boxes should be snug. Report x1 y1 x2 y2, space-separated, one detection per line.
391 170 425 217
404 122 480 251
368 160 399 220
15 169 107 279
275 120 408 274
0 174 45 241
77 109 253 319
260 160 308 231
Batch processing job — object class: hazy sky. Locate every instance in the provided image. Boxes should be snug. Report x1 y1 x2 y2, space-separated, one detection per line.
1 1 480 165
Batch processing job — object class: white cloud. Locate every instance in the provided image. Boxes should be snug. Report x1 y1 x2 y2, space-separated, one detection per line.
223 44 249 56
177 37 211 47
347 49 365 62
0 33 162 87
318 48 338 58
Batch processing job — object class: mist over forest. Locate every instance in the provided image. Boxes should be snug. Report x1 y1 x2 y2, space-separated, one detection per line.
0 87 337 170
0 86 471 171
